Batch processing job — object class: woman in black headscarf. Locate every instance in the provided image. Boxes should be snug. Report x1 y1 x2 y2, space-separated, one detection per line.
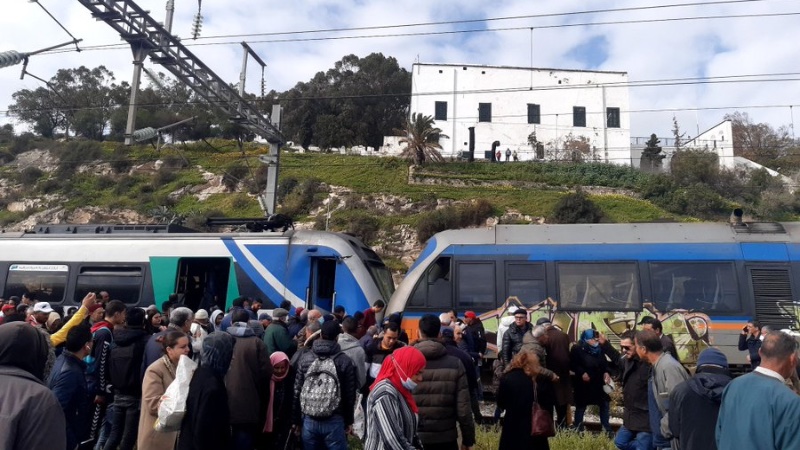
177 331 235 450
0 322 67 449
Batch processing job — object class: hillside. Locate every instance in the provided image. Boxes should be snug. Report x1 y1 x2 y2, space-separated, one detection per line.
0 136 792 273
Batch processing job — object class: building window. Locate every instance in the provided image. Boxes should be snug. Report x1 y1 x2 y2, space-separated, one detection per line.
607 107 620 128
478 103 492 123
435 101 448 121
573 106 586 127
527 104 541 124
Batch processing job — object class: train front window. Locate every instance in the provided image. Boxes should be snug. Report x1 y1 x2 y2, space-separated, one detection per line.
649 262 740 312
557 262 640 311
457 262 495 310
366 262 395 301
76 266 144 305
5 264 68 304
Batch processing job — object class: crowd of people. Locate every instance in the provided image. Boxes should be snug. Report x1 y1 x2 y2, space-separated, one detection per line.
2 293 800 450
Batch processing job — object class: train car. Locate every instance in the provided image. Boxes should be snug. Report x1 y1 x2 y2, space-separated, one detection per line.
386 221 800 370
0 223 393 315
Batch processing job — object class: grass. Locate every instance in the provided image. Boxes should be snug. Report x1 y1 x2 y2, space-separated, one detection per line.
347 426 616 450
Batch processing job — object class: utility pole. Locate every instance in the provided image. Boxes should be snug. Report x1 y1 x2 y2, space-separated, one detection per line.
77 0 284 207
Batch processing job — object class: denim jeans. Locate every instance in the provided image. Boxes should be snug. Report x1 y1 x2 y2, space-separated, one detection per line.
574 400 612 432
614 425 652 450
103 396 139 450
302 415 348 450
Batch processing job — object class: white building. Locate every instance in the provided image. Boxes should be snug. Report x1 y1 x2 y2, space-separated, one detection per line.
395 63 631 164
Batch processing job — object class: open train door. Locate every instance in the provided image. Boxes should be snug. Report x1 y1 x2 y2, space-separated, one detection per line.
748 264 797 330
307 257 337 312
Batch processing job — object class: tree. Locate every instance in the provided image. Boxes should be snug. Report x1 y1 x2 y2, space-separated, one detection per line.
528 131 544 159
724 111 794 169
546 132 591 162
641 134 666 171
669 148 719 186
672 115 685 150
8 66 129 140
550 190 604 223
394 113 448 165
279 53 411 150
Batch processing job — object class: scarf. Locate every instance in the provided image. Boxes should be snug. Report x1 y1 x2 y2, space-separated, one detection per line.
263 352 290 433
580 329 602 356
370 346 426 413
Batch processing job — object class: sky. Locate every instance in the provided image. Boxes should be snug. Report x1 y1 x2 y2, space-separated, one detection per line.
1 0 799 142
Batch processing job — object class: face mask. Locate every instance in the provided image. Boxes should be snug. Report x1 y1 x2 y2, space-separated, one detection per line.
760 334 765 341
589 341 599 347
318 316 325 325
392 356 418 392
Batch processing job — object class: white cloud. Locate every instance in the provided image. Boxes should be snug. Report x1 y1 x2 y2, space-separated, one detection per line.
1 0 799 141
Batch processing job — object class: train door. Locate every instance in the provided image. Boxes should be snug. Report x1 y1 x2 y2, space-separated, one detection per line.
175 258 230 311
747 264 797 330
307 257 336 311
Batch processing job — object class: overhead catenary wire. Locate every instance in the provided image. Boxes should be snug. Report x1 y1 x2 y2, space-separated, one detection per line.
29 0 82 52
39 8 799 54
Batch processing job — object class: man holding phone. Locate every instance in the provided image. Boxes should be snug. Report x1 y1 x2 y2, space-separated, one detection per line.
738 320 763 369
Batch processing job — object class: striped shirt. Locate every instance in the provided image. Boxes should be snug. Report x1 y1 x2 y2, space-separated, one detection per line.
364 380 418 450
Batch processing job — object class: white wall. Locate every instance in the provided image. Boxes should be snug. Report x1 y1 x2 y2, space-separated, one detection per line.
396 63 631 165
682 120 735 169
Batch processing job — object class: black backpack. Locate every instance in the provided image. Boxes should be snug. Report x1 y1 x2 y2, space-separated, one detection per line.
109 338 147 394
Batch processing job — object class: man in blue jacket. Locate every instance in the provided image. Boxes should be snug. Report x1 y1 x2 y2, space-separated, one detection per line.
738 320 763 369
50 323 93 450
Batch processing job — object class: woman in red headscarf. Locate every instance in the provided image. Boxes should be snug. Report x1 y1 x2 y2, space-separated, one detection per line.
364 345 426 450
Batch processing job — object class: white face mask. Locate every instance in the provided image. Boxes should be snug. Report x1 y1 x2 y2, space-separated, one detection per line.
392 356 418 392
760 334 765 341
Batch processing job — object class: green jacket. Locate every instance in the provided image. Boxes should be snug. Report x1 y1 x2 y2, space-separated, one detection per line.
263 321 297 358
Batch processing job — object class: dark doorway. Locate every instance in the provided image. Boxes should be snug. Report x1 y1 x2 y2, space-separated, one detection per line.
308 258 336 311
176 258 230 312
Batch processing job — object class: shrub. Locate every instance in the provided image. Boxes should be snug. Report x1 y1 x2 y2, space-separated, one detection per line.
222 163 249 191
9 133 35 155
55 140 104 175
152 168 177 187
343 214 381 245
110 145 132 174
278 179 320 217
415 199 496 242
277 177 299 202
550 190 604 224
161 155 188 169
18 167 44 185
669 149 719 186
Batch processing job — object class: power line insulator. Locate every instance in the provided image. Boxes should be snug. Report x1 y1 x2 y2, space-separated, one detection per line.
0 50 25 69
191 13 203 40
132 127 158 142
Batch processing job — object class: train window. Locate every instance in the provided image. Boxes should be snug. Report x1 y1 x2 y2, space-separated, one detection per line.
649 262 741 312
506 262 546 305
76 266 143 305
5 264 68 304
409 257 452 309
557 262 640 311
457 262 495 310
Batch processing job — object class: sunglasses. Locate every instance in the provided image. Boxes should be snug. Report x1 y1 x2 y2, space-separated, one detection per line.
621 345 632 351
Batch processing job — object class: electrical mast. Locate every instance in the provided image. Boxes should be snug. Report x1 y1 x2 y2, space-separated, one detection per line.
75 0 283 214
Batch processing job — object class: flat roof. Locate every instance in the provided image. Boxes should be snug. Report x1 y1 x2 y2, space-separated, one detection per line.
413 62 628 76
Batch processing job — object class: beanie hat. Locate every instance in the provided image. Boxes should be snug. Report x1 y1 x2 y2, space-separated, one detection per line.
202 332 235 376
536 317 552 326
697 347 728 369
195 309 209 320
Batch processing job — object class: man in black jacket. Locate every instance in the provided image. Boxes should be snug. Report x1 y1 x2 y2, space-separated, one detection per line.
413 314 475 450
611 332 652 450
293 320 357 450
103 308 151 450
668 348 732 450
49 324 93 450
738 320 762 369
502 309 531 365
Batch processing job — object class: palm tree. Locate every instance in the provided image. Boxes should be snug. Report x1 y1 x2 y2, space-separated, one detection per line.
394 113 448 165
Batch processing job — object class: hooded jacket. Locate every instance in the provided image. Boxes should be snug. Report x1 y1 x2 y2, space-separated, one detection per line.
412 339 475 447
110 327 150 397
293 339 358 426
669 366 732 450
338 333 367 389
226 322 272 425
0 322 67 450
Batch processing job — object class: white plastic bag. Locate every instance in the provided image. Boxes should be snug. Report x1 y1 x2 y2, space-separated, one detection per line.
155 355 197 432
353 392 365 440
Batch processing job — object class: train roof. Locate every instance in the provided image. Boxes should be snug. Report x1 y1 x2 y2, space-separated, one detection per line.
429 222 800 246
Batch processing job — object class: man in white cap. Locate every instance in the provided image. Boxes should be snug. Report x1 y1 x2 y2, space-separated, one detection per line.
29 302 54 330
191 309 211 359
